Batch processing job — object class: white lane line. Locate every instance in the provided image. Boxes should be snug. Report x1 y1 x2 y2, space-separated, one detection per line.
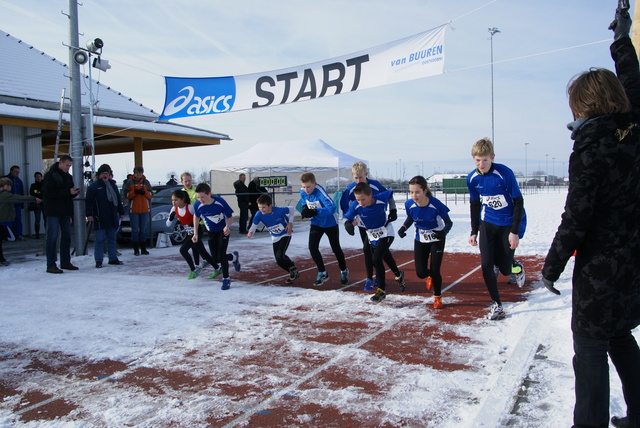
222 265 482 428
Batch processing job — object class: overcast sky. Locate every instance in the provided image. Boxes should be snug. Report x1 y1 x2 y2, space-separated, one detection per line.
0 0 623 184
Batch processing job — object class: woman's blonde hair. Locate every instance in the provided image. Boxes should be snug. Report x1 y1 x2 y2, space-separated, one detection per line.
567 68 631 119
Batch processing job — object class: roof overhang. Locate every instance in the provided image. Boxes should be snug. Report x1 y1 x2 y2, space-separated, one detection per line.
0 103 231 159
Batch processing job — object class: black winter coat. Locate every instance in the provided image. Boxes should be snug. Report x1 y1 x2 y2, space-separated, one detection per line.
85 178 124 230
42 162 76 217
542 37 640 340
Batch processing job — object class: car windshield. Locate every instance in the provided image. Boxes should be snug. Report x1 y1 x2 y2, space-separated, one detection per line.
151 187 181 206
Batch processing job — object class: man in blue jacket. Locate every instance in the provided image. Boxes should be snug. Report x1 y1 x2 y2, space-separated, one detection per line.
86 164 124 268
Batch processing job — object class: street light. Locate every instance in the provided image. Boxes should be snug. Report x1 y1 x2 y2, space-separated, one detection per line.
524 142 529 190
552 157 556 188
488 27 500 145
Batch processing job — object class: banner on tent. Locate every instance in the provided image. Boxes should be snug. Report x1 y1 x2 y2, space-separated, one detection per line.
159 25 446 120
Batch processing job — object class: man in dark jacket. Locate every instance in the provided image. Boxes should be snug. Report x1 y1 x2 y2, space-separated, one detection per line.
234 173 250 234
542 7 640 428
3 165 26 240
43 155 79 273
248 177 267 226
86 164 124 268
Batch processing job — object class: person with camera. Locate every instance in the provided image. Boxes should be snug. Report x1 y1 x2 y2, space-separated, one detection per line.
42 155 80 273
86 164 124 268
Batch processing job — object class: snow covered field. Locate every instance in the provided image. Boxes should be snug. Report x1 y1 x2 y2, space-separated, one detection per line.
0 187 637 427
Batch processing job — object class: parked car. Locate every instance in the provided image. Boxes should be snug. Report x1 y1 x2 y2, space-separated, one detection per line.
118 186 189 245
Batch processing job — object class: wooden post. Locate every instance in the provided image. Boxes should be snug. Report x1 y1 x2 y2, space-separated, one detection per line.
134 137 143 168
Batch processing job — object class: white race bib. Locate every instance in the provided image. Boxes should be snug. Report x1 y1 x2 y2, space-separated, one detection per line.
268 223 285 235
306 200 322 209
483 194 508 210
366 226 388 242
418 229 439 243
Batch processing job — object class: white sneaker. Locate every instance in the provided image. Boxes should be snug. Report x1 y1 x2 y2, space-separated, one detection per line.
487 302 505 320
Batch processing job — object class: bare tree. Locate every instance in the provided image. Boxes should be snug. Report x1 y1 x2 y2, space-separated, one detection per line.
197 169 209 185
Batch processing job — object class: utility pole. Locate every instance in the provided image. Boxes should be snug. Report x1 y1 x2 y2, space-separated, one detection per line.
67 0 87 254
488 27 500 145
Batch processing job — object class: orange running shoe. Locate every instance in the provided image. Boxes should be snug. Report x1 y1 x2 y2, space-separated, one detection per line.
426 276 433 290
433 295 443 309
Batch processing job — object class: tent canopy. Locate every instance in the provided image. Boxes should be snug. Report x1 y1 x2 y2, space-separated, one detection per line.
209 139 366 173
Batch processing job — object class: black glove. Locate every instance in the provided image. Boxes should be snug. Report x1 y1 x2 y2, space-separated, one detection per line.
609 1 631 40
301 206 318 218
169 211 176 222
542 278 561 295
344 220 355 236
433 230 447 241
134 188 145 195
397 226 407 238
387 209 398 223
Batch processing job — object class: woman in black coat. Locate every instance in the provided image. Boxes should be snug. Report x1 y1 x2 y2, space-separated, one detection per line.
542 8 640 428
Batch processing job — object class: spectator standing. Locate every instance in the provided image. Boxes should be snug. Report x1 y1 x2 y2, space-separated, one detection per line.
234 173 250 234
3 165 26 240
29 172 44 239
0 177 41 265
86 164 124 268
248 177 267 226
42 155 79 273
124 166 152 256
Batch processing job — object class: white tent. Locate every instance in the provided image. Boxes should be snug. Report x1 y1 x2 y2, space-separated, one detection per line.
208 139 367 173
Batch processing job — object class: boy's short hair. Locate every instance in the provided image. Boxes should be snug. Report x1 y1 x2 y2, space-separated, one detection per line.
567 68 631 119
195 183 211 194
133 166 144 174
180 172 192 181
257 194 272 205
300 172 316 183
471 138 495 157
0 177 12 187
351 161 368 176
353 182 372 196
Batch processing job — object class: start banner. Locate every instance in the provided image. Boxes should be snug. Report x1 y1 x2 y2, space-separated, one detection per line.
159 24 446 120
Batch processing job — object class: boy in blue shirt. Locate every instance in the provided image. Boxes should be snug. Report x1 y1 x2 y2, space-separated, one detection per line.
192 183 240 290
467 138 526 320
343 182 405 303
248 194 300 284
299 172 348 286
340 161 397 291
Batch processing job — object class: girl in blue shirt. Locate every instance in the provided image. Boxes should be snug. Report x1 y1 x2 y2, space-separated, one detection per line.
398 175 452 309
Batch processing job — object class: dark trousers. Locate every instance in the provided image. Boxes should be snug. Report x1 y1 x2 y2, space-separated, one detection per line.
206 229 232 278
238 202 249 233
572 332 640 428
414 238 446 296
358 227 374 279
479 222 514 304
273 236 295 272
46 215 71 269
181 227 215 271
308 224 346 272
370 236 399 290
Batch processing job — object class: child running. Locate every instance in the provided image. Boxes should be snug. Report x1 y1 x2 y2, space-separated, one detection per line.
248 194 300 284
343 182 404 303
467 138 527 320
299 172 348 286
192 183 241 290
397 175 452 309
340 161 397 291
167 189 216 279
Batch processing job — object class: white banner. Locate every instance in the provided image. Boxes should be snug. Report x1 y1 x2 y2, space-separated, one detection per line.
160 24 446 120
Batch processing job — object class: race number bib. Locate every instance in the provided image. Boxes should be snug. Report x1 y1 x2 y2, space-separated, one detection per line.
306 200 322 209
267 223 286 235
366 226 388 242
483 194 508 210
418 229 439 243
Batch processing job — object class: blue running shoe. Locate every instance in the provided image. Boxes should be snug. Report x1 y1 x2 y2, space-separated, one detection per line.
221 278 231 290
232 251 241 272
340 269 349 285
314 271 329 286
364 278 375 291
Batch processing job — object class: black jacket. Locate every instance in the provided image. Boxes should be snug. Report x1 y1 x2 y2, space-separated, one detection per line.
85 178 124 230
542 37 640 339
42 162 77 217
234 180 250 205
